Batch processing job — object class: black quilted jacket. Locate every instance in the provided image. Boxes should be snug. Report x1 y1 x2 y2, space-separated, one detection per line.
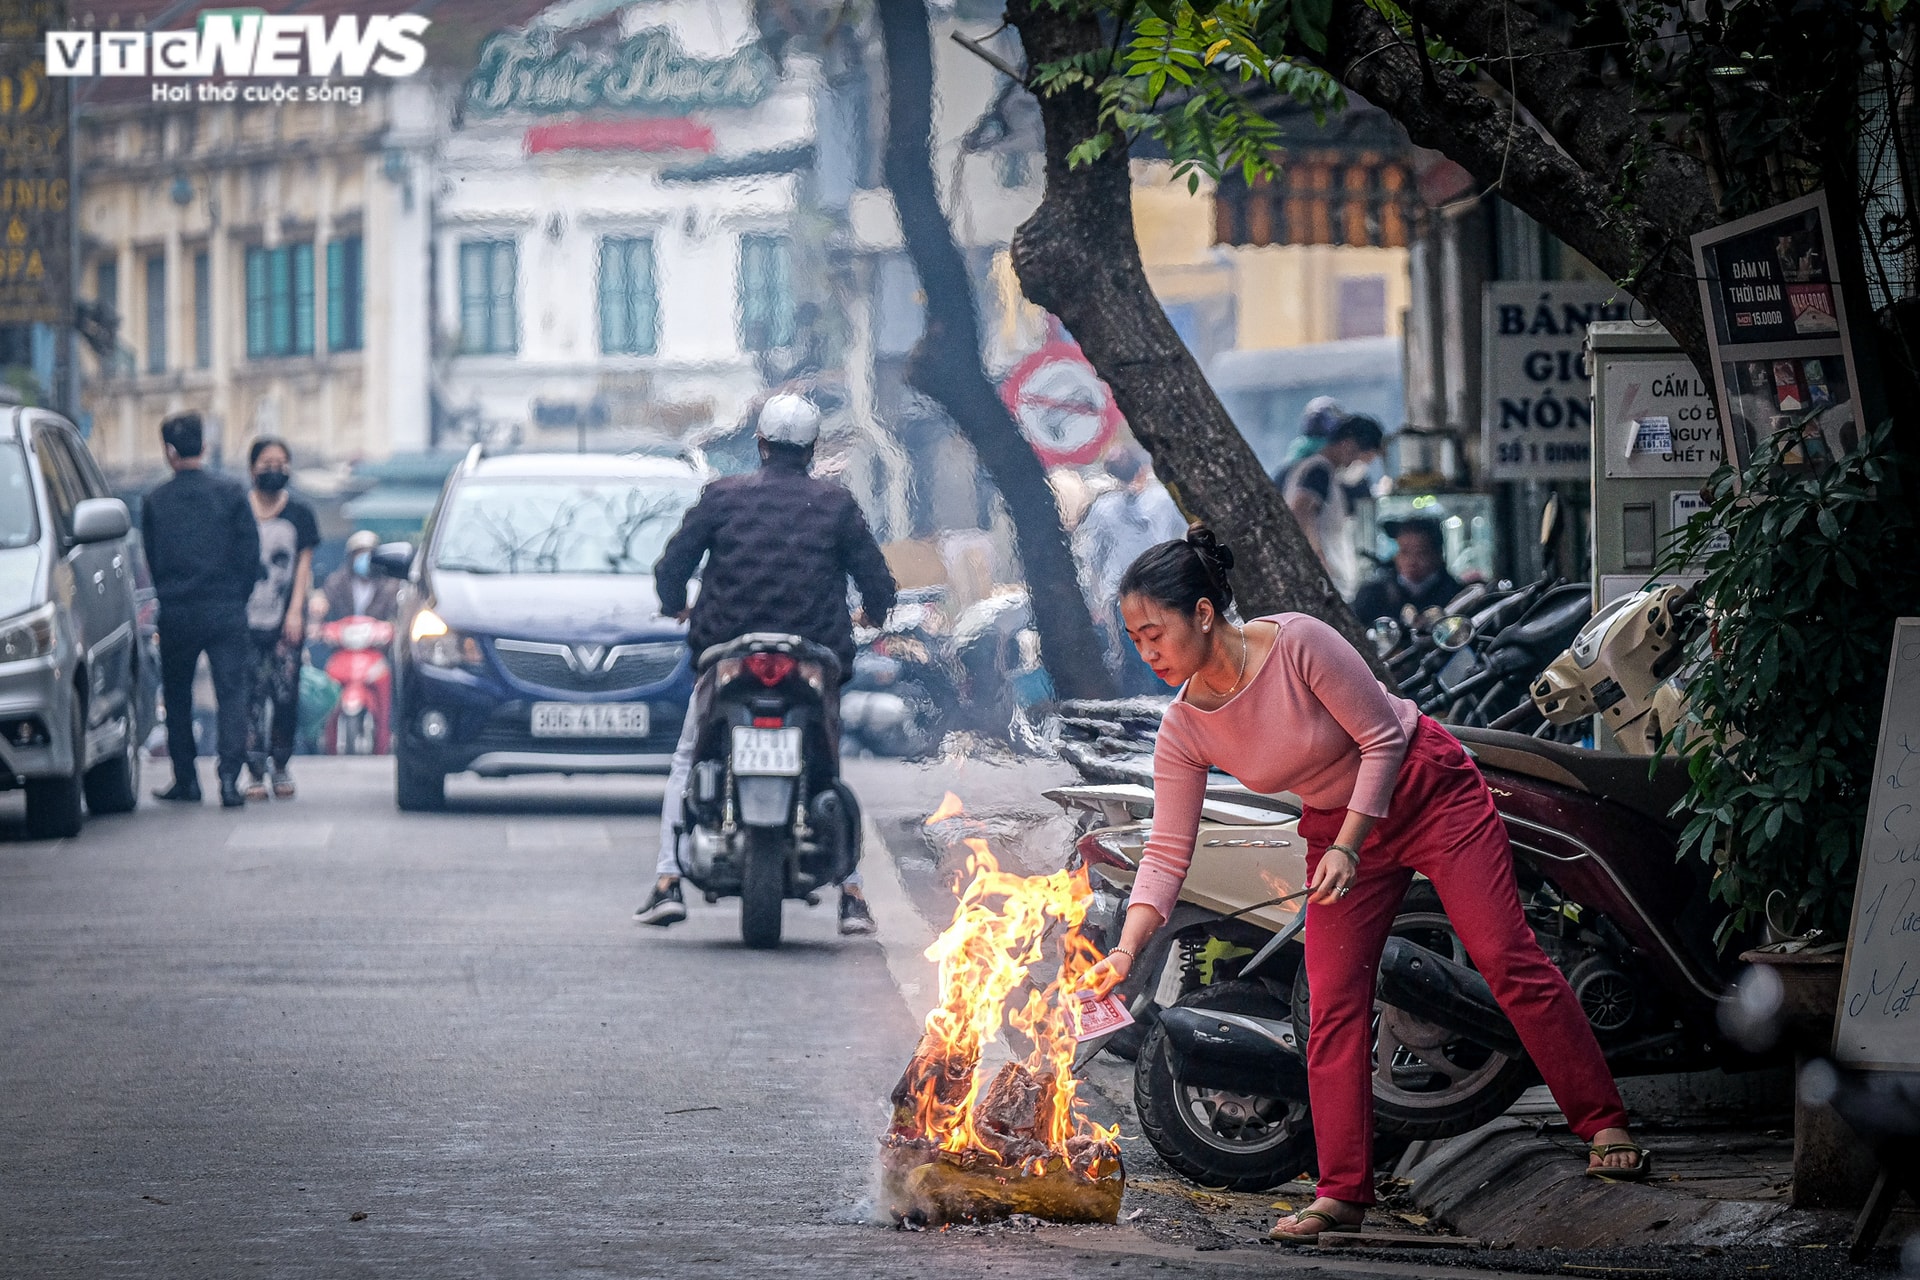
653 457 897 679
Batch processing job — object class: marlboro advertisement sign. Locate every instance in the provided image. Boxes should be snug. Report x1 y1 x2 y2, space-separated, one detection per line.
1691 191 1861 472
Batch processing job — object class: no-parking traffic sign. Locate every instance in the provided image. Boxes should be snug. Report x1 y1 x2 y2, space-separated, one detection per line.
1000 340 1122 467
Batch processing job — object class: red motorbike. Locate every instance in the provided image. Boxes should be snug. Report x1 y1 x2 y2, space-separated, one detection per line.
319 616 395 755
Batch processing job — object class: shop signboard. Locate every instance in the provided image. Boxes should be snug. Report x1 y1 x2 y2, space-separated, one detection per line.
0 0 71 328
1691 191 1861 473
1482 281 1631 481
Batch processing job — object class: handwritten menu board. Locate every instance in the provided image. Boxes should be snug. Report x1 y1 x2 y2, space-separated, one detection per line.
1834 618 1920 1071
1691 192 1862 477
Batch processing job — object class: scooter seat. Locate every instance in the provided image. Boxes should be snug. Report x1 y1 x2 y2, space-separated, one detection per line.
1488 585 1592 653
1450 725 1692 831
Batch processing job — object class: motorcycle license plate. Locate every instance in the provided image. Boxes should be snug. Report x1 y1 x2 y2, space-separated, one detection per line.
1435 648 1476 693
531 702 650 738
731 726 802 776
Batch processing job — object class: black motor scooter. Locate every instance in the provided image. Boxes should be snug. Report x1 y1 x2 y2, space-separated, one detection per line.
673 633 861 949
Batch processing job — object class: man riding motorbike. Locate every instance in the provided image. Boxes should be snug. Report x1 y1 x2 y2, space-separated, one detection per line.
634 393 898 935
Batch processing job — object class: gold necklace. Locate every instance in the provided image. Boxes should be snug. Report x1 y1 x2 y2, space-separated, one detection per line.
1200 624 1247 698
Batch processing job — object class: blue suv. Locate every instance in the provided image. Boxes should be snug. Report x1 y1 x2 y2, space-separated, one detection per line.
380 448 701 810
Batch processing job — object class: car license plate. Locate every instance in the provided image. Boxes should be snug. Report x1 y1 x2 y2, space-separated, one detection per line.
531 703 650 738
731 726 802 776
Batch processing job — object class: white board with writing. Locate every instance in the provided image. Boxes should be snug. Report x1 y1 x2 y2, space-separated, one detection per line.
1483 282 1631 481
1834 617 1920 1070
1600 358 1725 478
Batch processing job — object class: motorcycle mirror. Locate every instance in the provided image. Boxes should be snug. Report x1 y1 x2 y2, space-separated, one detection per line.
1431 614 1475 652
1539 492 1564 553
1367 617 1403 658
370 542 414 579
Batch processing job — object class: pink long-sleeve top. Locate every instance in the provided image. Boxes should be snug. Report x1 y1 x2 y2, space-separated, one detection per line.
1129 613 1421 922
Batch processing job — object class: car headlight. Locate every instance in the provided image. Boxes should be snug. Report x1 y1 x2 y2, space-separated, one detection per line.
0 603 56 664
409 608 483 669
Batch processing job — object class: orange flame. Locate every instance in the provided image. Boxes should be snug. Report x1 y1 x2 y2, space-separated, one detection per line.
1257 865 1300 901
901 799 1121 1171
926 791 965 825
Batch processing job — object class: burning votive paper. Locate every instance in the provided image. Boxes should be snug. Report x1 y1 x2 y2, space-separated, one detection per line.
880 794 1125 1226
1070 989 1136 1042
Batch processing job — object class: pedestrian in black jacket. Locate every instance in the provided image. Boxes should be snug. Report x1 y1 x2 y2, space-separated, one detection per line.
140 412 261 807
636 393 897 935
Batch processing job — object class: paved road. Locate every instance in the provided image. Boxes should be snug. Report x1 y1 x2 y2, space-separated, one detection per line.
0 758 1851 1280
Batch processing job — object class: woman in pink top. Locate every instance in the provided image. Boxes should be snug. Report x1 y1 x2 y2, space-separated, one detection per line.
1081 527 1644 1242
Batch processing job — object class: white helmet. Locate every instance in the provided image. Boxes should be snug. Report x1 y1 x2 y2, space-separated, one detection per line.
757 393 822 446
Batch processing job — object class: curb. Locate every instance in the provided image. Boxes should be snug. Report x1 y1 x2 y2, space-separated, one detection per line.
1404 1118 1846 1249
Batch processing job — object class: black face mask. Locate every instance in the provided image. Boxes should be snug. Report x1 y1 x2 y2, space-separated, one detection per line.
254 470 290 494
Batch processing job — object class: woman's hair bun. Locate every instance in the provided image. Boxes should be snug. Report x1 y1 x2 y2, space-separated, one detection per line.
1186 522 1236 573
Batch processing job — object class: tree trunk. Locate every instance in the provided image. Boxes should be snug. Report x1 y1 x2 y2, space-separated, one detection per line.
1004 0 1385 673
875 0 1114 700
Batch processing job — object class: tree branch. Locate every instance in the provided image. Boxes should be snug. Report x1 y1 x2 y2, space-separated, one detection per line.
875 0 1114 699
1319 0 1710 364
1399 0 1715 249
1005 0 1392 680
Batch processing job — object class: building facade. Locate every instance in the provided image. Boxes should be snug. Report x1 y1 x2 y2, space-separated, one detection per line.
429 0 831 453
74 65 434 475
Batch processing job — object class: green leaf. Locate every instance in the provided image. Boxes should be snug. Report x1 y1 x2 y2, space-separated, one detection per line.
1294 0 1334 52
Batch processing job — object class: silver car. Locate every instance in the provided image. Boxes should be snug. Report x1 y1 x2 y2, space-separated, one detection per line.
0 406 150 838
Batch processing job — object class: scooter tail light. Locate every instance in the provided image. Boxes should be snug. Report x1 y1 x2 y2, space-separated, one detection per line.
744 652 797 686
1076 828 1140 872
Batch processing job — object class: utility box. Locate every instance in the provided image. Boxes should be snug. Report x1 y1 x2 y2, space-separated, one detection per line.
1588 323 1725 605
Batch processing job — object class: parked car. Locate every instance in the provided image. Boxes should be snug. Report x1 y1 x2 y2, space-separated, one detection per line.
380 448 701 810
0 407 153 837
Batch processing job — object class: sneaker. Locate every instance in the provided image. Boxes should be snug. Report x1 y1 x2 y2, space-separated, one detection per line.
152 779 202 803
633 881 686 926
219 777 246 809
244 775 269 802
838 892 877 936
271 767 295 800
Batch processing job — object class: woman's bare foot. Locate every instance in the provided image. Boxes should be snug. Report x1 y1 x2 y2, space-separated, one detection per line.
1268 1196 1365 1241
1587 1126 1646 1174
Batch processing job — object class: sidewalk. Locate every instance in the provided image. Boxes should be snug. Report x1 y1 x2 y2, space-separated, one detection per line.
848 753 1918 1268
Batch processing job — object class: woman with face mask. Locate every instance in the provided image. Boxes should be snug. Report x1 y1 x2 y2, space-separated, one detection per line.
1081 527 1647 1242
242 437 319 800
1281 414 1384 600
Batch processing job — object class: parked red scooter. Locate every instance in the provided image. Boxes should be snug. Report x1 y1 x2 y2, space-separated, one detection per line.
319 616 394 754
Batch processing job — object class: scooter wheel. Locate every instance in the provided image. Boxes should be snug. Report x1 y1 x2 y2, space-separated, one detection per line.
1133 980 1316 1192
740 827 786 950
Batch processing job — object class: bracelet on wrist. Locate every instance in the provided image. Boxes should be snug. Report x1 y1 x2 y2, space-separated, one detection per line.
1328 842 1361 865
1110 946 1135 962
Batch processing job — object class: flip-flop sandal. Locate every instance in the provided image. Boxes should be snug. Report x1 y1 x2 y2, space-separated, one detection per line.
1269 1208 1362 1245
1587 1142 1654 1182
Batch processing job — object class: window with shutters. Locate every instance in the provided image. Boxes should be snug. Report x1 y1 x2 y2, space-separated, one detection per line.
193 251 211 369
598 236 658 356
144 253 167 374
245 244 315 359
327 235 364 352
737 234 795 352
458 239 518 355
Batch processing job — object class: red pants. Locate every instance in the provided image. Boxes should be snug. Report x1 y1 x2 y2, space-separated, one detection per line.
1297 716 1629 1203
